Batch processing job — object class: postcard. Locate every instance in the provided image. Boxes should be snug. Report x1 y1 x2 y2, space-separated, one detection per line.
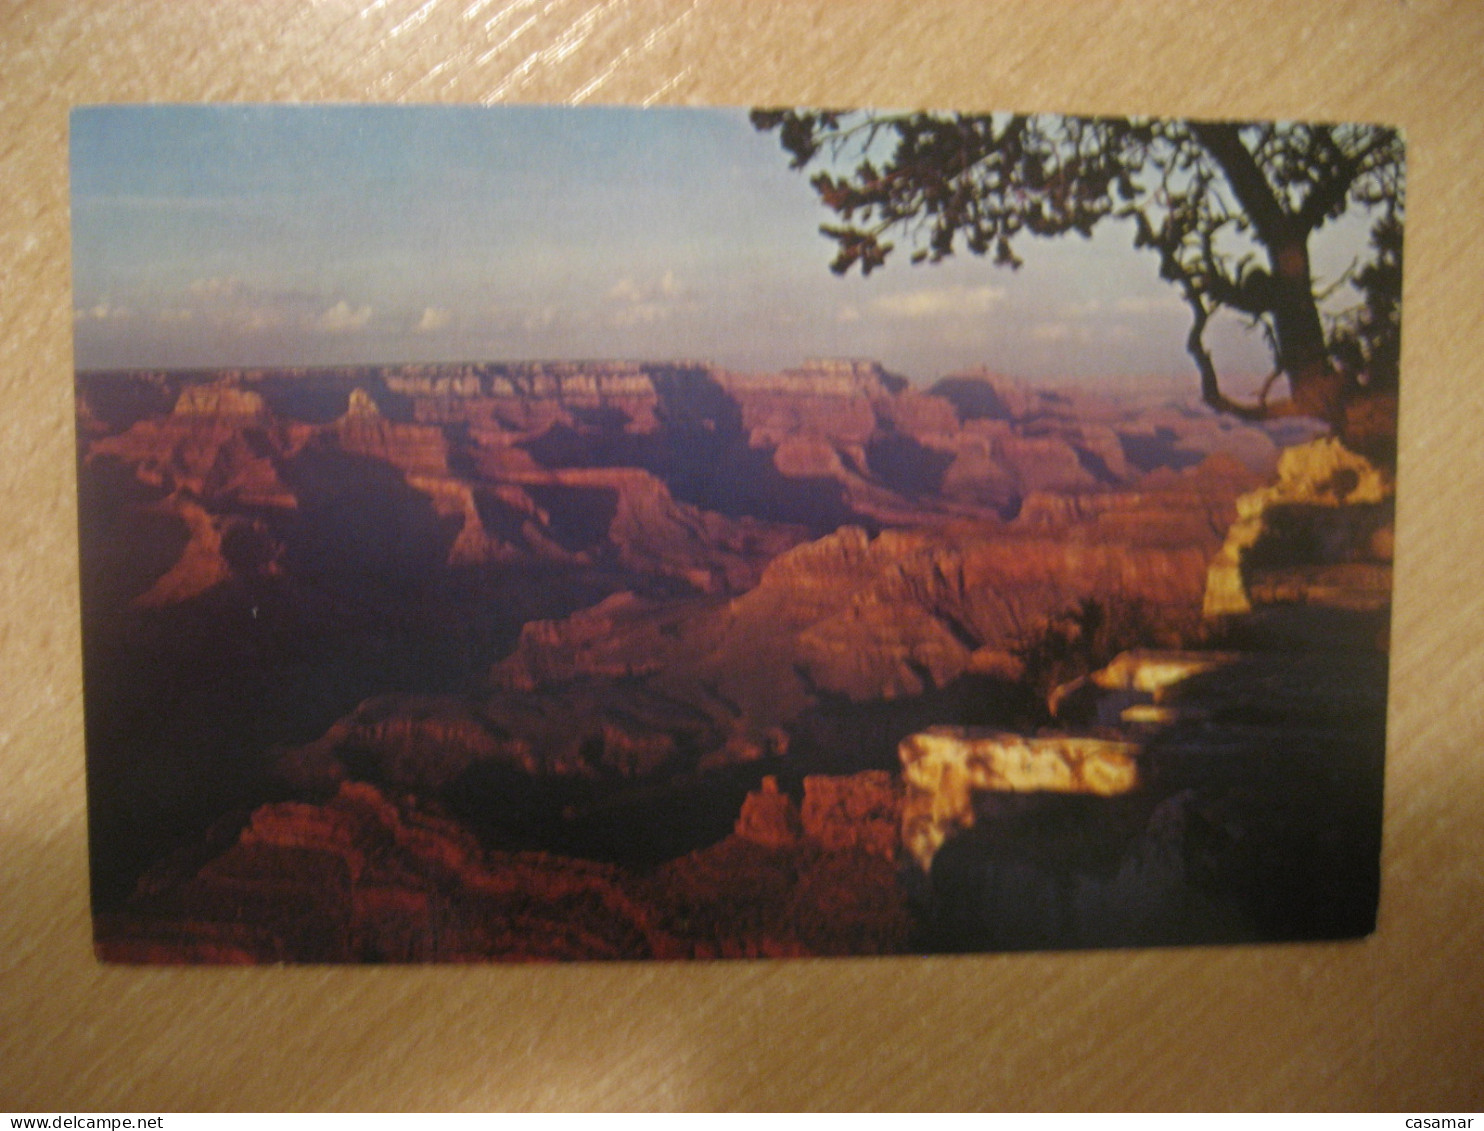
71 105 1401 962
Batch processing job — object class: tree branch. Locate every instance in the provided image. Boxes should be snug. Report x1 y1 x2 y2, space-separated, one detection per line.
1189 122 1293 247
1180 276 1301 422
1296 132 1393 232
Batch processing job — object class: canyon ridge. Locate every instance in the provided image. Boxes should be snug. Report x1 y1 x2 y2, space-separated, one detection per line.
75 359 1390 961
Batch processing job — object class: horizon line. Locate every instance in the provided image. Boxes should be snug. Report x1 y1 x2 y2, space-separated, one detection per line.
72 356 1220 388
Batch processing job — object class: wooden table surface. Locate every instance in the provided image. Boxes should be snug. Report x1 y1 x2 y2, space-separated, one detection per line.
2 0 1481 1111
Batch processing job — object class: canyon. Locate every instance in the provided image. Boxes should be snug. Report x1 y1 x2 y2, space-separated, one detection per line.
75 359 1388 961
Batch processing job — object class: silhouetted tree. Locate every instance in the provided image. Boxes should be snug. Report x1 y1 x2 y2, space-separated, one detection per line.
752 110 1404 457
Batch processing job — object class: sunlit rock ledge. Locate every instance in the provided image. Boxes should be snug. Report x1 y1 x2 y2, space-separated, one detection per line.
1047 650 1244 728
1204 437 1393 619
899 727 1141 870
171 380 266 418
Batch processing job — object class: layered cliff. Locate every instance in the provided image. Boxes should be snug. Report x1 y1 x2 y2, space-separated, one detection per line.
102 774 913 962
894 441 1394 953
79 362 1281 611
891 635 1386 952
99 780 680 962
78 359 1336 962
1204 437 1394 629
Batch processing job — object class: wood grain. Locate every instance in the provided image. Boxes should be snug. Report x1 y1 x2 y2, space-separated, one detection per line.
2 0 1481 1111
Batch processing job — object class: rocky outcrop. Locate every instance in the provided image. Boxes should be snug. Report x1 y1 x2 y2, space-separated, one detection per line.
644 834 912 959
734 776 803 848
930 369 1042 421
737 519 1217 705
650 768 910 958
103 776 914 962
1046 649 1242 727
708 358 905 403
735 771 901 859
172 380 267 419
903 436 1395 951
133 496 235 608
899 729 1141 870
486 360 662 401
101 780 682 963
406 475 509 564
384 371 483 398
478 481 1230 764
1204 438 1394 619
491 591 681 692
589 467 805 592
332 391 450 478
86 409 297 507
276 695 532 790
281 671 733 786
799 771 901 858
80 362 1277 612
902 636 1388 950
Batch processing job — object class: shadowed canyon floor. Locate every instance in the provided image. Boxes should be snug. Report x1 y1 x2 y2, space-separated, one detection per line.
75 361 1388 961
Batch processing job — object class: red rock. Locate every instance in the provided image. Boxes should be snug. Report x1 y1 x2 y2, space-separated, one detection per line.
81 360 1315 962
101 781 682 963
800 771 901 858
734 776 802 848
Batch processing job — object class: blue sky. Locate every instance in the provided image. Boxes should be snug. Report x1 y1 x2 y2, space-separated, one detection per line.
70 104 1368 386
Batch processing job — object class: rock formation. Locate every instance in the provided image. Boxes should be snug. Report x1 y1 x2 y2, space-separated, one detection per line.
133 496 236 608
799 771 901 858
1204 437 1394 620
886 435 1393 952
77 359 1362 962
735 771 902 859
169 379 267 419
100 780 681 963
104 774 914 962
899 729 1141 869
896 478 1391 953
733 776 803 848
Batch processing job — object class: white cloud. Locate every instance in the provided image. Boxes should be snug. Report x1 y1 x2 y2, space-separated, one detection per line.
173 277 376 337
836 304 861 324
76 299 120 322
605 269 691 328
609 277 644 303
870 284 1006 319
74 300 133 323
318 300 373 333
1031 321 1074 343
416 306 452 332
